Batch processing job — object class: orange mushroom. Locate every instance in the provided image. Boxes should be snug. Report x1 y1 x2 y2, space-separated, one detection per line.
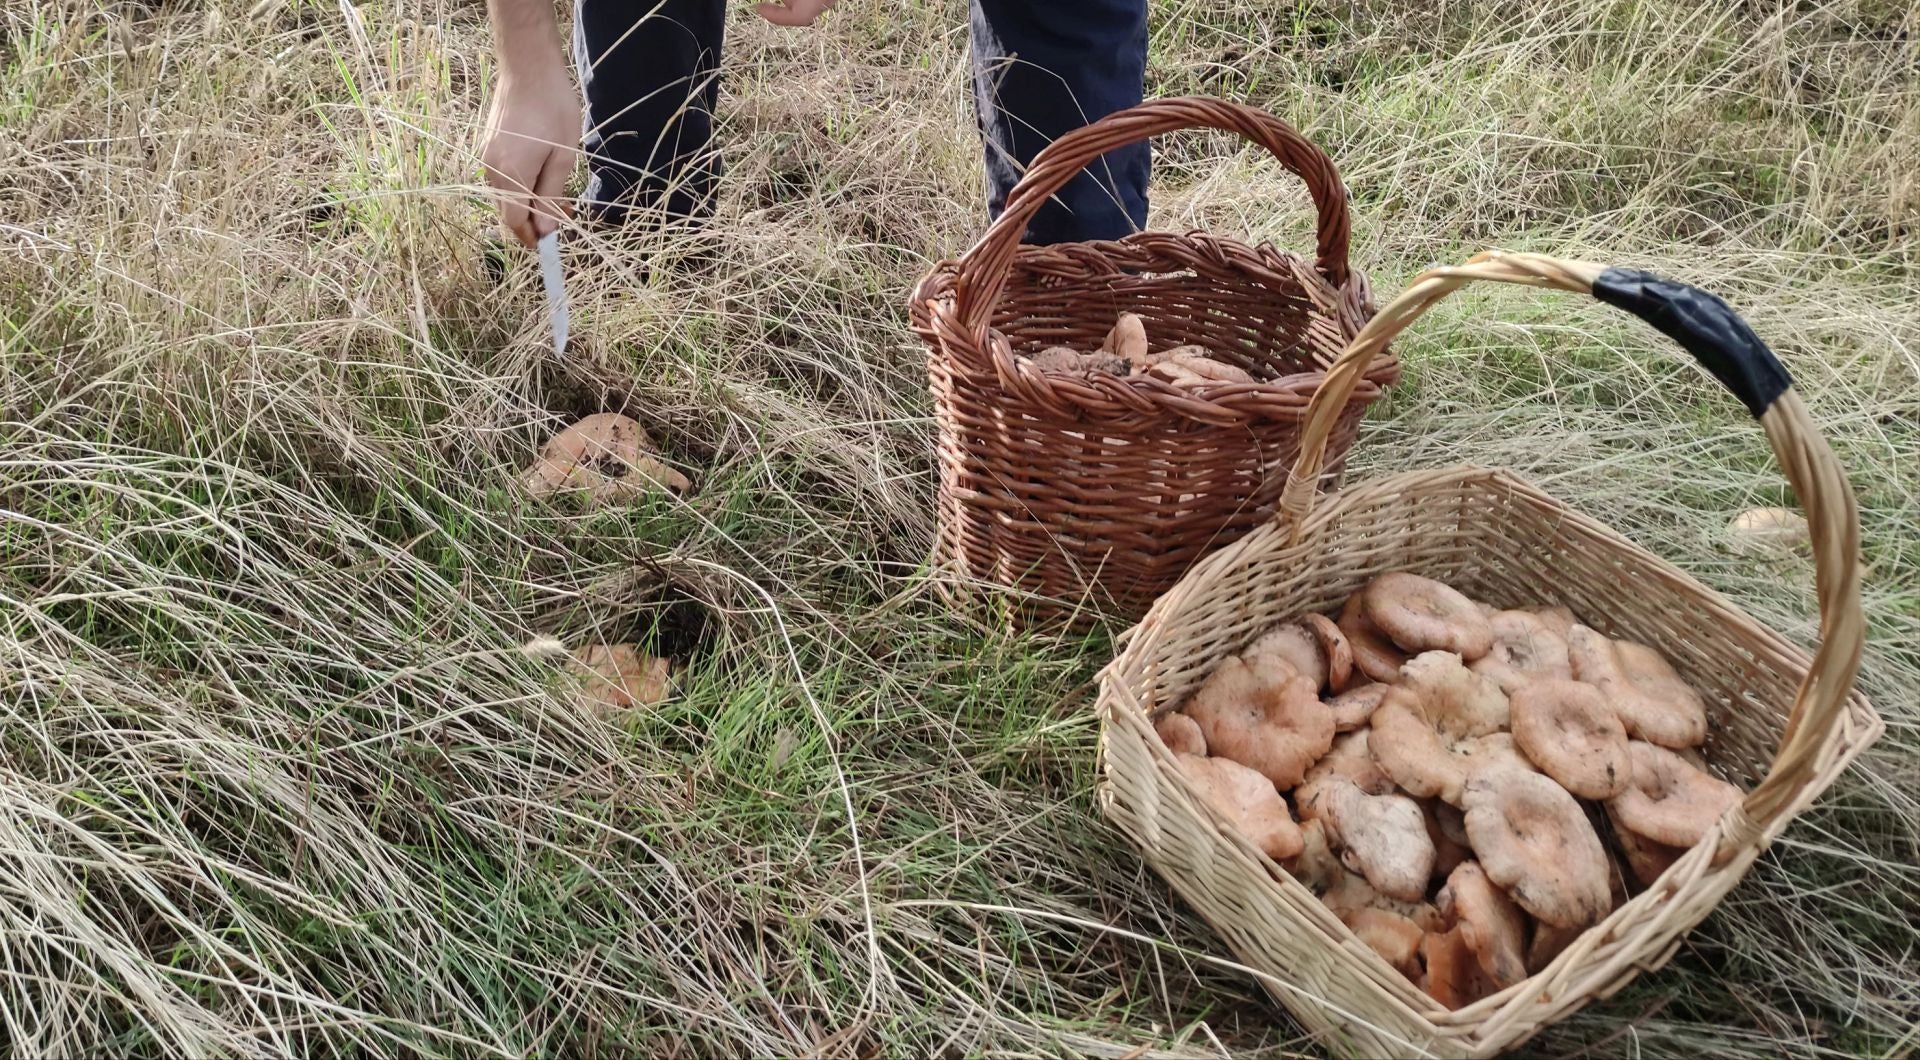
1245 621 1330 691
566 644 674 713
1345 907 1427 979
1421 925 1495 1009
1286 817 1345 891
1607 802 1686 887
1319 775 1436 903
1606 741 1742 849
1338 594 1409 684
1296 729 1394 821
1326 682 1388 733
1154 712 1207 757
1423 800 1472 881
1438 860 1529 988
525 413 691 502
1176 752 1304 861
1100 312 1150 369
1303 613 1355 692
1368 655 1522 805
1462 770 1611 929
1470 609 1573 693
1362 573 1494 661
1183 652 1333 789
1509 679 1631 799
1567 626 1708 749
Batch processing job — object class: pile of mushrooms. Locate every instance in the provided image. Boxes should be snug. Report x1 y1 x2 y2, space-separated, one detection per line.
1157 572 1741 1009
1019 312 1258 386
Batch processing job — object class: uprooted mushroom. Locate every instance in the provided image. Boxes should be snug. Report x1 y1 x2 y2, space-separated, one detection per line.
1606 740 1742 849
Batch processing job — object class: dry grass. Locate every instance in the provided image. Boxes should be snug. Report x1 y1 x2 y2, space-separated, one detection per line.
1 0 1916 1056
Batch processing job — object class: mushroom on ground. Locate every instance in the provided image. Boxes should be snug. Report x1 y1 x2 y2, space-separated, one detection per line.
1344 907 1426 979
1368 655 1519 805
1319 775 1436 902
1296 729 1394 820
1100 312 1150 369
1421 926 1495 1009
566 644 674 713
1567 626 1708 748
1607 802 1686 887
1338 594 1409 684
1176 752 1303 860
1362 573 1495 660
1438 860 1529 988
526 413 692 502
1245 621 1330 691
1509 679 1631 799
1154 712 1207 756
1327 682 1387 732
1470 609 1573 693
1183 651 1334 788
1606 741 1742 849
1463 770 1611 928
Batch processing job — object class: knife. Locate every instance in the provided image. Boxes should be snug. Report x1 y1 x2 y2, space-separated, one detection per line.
536 230 569 357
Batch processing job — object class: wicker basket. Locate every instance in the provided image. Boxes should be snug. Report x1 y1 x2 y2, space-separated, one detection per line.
1094 252 1883 1058
909 97 1398 626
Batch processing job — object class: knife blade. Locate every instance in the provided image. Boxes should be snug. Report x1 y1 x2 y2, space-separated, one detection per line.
536 231 568 357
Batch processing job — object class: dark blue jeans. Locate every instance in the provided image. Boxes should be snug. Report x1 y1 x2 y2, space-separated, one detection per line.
573 0 1149 244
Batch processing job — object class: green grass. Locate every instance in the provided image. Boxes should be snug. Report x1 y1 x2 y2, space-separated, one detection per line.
2 0 1917 1056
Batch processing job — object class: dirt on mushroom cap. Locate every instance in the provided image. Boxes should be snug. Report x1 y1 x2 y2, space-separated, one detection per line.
1362 573 1495 660
1510 679 1631 799
1607 740 1743 848
1471 609 1573 694
1183 652 1334 788
1463 770 1611 928
1177 752 1304 861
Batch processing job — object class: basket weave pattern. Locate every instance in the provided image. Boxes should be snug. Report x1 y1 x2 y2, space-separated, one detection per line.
910 98 1399 622
1095 254 1883 1058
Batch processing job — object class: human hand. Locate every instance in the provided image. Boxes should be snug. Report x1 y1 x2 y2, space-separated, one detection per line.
755 0 836 27
480 69 581 248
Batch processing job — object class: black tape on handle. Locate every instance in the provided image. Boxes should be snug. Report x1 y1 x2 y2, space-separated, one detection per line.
1590 267 1793 418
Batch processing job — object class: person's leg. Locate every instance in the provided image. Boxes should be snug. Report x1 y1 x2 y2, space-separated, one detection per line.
969 0 1149 245
573 0 727 229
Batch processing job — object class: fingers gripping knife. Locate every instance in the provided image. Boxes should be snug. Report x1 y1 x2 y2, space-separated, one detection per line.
536 231 569 357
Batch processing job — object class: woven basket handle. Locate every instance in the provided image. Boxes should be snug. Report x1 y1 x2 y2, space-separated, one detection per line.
1279 251 1863 838
950 96 1353 335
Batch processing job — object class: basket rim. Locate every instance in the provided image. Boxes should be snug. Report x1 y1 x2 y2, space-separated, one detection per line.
1093 463 1885 1055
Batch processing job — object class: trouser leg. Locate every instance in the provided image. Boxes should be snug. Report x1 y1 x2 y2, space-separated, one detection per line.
968 0 1150 244
573 0 727 227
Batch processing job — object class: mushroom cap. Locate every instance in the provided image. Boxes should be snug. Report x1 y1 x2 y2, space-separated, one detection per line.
1246 622 1328 691
1321 867 1444 932
1606 741 1742 848
1344 907 1426 978
1606 802 1686 887
526 413 691 501
1177 753 1304 860
1154 712 1207 757
1285 818 1344 890
1421 926 1494 1010
1531 606 1578 638
1100 312 1150 368
1399 652 1511 736
1182 653 1334 788
1423 800 1472 882
1369 660 1521 805
1322 776 1436 902
1567 626 1709 748
1470 610 1574 694
1327 682 1387 732
1438 860 1529 988
1297 729 1394 820
1510 679 1631 799
1339 593 1409 683
1463 770 1611 928
1303 613 1355 692
1362 573 1495 661
566 645 674 713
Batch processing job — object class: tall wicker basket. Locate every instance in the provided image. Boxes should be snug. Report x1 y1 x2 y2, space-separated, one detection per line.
909 98 1398 626
1094 252 1883 1058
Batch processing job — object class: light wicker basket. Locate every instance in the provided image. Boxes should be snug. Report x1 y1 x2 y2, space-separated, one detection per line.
1094 252 1883 1058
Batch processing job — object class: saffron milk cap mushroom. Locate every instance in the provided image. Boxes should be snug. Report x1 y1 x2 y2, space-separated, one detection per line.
1567 626 1709 749
1320 775 1436 902
1176 753 1304 860
525 413 691 502
1245 621 1330 691
1296 729 1394 820
1183 653 1333 788
1326 682 1387 732
1437 860 1529 988
1606 741 1743 849
1362 573 1494 660
1369 654 1518 804
1509 679 1631 799
1338 593 1409 684
1463 770 1611 928
1470 610 1573 693
1344 907 1426 978
1154 712 1206 757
